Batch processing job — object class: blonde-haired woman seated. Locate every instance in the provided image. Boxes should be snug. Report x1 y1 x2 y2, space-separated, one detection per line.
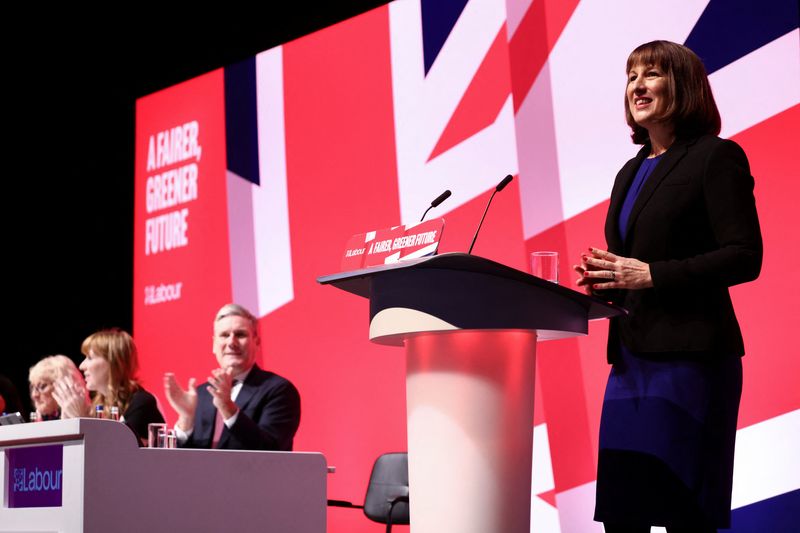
29 355 86 421
53 328 164 444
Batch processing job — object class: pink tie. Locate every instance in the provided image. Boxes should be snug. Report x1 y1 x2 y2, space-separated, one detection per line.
211 410 224 448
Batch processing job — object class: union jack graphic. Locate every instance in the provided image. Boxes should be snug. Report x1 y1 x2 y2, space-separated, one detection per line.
135 1 799 531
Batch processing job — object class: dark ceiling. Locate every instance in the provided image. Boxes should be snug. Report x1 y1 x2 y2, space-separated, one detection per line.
4 3 390 413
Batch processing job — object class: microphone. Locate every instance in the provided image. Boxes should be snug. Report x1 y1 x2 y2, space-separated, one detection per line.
495 174 513 192
467 174 513 254
420 189 452 221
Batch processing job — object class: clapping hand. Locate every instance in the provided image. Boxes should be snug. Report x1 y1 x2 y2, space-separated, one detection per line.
51 377 91 418
207 367 238 420
163 373 197 431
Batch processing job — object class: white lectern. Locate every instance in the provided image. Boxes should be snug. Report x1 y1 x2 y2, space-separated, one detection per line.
319 252 623 532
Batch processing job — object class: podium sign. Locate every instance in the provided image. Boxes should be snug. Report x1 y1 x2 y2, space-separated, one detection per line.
340 218 444 271
6 444 64 508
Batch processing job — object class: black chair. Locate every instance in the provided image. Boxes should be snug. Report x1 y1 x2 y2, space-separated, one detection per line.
328 452 410 532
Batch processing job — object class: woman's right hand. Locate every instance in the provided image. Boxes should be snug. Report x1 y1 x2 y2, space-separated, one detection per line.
51 377 91 418
573 252 600 295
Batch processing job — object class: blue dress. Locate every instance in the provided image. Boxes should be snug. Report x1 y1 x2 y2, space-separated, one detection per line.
594 155 743 528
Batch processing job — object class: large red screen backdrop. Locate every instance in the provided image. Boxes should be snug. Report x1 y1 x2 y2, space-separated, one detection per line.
134 2 799 531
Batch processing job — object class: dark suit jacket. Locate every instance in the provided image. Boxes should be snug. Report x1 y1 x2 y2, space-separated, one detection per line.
604 135 762 362
184 364 301 451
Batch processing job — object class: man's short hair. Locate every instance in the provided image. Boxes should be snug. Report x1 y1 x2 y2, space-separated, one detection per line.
215 303 259 335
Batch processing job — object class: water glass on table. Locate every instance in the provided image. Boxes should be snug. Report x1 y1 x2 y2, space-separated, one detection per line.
531 251 559 284
147 422 167 448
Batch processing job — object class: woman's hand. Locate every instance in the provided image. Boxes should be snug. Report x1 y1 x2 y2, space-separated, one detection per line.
52 377 92 418
573 254 600 295
578 247 653 290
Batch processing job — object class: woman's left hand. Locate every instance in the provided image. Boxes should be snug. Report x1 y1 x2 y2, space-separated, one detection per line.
52 377 91 419
581 247 653 290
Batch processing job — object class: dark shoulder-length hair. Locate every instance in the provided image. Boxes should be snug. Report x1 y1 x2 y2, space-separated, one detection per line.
625 40 721 144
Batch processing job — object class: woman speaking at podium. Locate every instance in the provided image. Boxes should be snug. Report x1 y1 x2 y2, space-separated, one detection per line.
575 41 762 532
52 328 164 444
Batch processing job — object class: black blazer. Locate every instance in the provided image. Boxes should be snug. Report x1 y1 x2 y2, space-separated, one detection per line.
184 364 301 451
604 135 762 362
123 388 164 443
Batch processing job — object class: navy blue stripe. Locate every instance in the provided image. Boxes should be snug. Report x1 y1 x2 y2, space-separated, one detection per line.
729 489 799 532
684 0 799 75
421 0 469 75
224 57 260 185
